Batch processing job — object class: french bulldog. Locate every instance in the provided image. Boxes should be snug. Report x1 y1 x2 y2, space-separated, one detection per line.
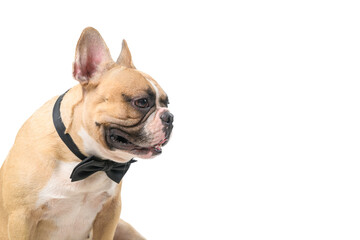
0 27 173 240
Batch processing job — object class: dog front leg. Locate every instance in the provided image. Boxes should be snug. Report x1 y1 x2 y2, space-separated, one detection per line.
92 196 122 240
7 210 34 240
113 219 145 240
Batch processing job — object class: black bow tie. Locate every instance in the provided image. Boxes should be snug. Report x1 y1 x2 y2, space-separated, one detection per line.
70 156 137 183
52 90 136 183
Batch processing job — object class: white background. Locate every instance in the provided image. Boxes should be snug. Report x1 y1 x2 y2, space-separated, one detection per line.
0 1 359 239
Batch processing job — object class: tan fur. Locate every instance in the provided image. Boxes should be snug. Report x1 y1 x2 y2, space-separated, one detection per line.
0 27 168 240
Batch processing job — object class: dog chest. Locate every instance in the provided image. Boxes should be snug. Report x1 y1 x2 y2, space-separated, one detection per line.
36 160 117 240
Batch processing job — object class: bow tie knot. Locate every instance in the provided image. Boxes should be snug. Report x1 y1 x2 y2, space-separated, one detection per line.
103 160 114 172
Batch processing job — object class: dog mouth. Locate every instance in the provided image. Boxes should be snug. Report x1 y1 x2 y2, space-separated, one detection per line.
105 128 168 156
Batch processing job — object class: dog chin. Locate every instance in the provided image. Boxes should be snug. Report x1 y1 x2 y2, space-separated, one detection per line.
116 142 165 159
133 149 161 159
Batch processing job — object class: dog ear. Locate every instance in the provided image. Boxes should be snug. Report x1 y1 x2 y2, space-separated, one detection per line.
116 40 136 69
73 27 114 85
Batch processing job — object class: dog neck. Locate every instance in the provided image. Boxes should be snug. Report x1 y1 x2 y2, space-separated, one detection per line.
58 85 87 160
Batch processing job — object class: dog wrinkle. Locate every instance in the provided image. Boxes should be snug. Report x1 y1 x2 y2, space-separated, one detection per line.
144 108 167 145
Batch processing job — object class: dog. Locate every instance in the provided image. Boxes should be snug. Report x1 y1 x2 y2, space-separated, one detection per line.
0 27 173 240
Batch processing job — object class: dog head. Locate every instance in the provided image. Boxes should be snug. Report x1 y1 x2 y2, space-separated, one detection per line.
72 27 173 162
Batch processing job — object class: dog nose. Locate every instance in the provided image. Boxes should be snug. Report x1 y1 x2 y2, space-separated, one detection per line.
160 112 174 126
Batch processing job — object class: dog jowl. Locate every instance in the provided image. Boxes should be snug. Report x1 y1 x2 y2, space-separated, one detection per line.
0 27 173 240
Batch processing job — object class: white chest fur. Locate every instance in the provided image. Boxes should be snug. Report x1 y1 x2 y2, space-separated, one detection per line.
36 160 117 240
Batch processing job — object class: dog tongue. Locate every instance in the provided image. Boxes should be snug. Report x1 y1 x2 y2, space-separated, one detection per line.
153 139 167 151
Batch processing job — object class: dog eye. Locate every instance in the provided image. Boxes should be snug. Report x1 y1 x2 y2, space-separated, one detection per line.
134 98 149 108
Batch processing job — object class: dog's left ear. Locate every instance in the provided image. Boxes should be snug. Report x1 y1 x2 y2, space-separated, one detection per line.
73 27 114 85
116 40 136 69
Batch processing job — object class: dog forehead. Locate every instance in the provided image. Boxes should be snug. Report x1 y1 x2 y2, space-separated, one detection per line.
100 67 153 96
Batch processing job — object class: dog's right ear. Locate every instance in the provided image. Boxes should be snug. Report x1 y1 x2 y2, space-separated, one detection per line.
73 27 114 86
117 40 136 69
